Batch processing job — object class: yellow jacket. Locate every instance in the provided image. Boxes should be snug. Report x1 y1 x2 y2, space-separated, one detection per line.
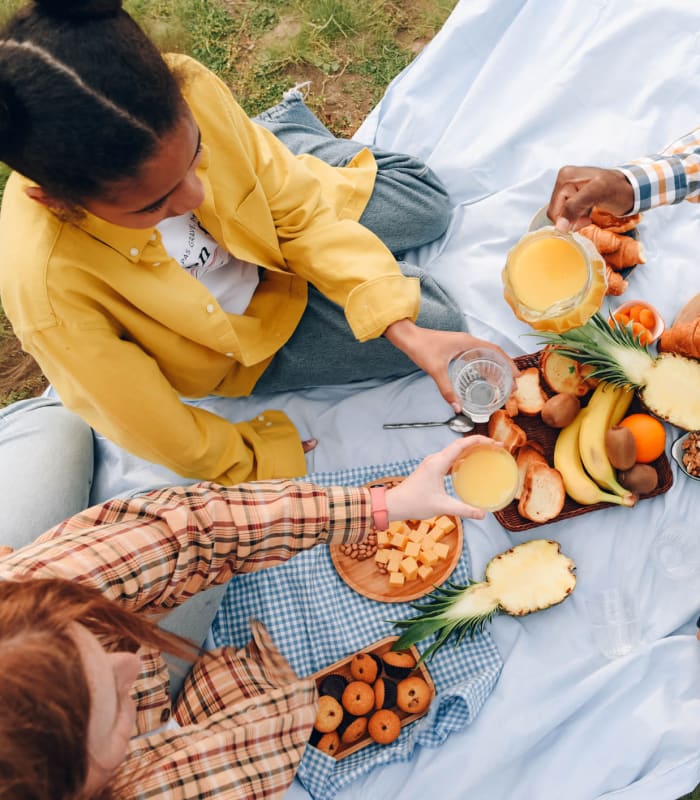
0 55 420 484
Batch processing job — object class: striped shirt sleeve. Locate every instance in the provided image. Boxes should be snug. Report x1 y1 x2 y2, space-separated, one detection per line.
618 125 700 213
0 480 372 613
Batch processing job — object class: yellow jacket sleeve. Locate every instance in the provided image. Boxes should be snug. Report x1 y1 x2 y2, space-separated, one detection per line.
183 59 421 340
27 324 306 484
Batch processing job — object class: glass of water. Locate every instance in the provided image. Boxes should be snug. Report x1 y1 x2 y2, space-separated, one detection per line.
651 526 700 580
585 588 641 660
448 347 514 423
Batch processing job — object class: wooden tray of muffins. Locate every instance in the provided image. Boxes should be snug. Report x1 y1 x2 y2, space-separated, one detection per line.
329 478 463 603
309 636 435 760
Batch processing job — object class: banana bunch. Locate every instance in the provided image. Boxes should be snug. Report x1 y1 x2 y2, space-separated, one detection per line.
553 382 637 506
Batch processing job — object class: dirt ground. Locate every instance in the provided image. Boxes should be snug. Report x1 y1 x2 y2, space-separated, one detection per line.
0 12 434 405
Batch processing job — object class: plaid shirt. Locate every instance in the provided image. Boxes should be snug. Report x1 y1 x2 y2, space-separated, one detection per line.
0 480 371 799
618 125 700 213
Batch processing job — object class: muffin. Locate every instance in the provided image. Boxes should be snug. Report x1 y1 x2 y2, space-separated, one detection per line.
314 695 344 733
349 652 381 684
341 680 375 716
396 675 432 714
316 731 341 756
382 649 416 680
318 673 348 702
339 714 368 745
373 677 398 710
367 709 401 745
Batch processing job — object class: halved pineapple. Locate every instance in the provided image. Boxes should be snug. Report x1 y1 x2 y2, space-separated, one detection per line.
392 539 576 661
538 313 700 430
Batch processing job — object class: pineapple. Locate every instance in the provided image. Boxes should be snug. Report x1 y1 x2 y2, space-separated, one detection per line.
537 312 700 430
392 539 576 661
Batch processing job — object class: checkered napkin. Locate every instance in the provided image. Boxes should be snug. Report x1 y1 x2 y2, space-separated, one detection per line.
210 459 503 800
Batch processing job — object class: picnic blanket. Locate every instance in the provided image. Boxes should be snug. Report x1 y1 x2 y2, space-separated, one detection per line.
209 460 502 800
84 1 700 798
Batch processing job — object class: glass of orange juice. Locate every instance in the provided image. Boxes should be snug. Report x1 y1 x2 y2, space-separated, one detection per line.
451 441 519 511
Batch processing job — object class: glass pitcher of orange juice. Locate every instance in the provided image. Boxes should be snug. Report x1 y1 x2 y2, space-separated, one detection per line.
502 226 606 333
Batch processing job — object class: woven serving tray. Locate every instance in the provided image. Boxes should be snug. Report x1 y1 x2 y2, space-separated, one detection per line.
471 351 673 532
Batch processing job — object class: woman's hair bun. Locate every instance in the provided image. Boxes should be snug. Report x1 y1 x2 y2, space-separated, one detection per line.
34 0 123 20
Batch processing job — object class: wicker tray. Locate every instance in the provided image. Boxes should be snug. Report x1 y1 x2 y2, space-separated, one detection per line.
471 352 673 532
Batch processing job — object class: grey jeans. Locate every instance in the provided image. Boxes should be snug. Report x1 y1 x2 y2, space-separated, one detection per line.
253 91 464 393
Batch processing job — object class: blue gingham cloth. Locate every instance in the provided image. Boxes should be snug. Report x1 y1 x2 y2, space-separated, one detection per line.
210 460 503 800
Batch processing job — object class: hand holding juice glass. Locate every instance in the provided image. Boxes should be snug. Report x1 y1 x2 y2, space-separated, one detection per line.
451 440 519 511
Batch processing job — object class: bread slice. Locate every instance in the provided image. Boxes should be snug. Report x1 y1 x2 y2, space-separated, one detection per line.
504 392 519 418
513 367 547 415
539 347 591 397
514 441 548 500
518 463 566 523
487 409 527 453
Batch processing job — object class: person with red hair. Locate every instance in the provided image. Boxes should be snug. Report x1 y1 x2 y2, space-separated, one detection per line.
0 436 487 800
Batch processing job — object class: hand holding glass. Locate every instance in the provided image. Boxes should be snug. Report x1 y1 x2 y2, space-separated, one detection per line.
448 348 513 423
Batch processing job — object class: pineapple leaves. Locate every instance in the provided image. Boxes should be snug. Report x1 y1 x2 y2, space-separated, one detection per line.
389 579 497 663
535 311 650 388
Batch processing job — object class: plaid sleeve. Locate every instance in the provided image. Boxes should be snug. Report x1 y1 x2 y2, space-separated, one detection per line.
0 481 372 613
618 125 700 213
114 620 317 799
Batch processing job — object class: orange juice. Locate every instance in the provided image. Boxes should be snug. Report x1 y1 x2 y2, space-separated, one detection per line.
451 444 519 511
507 236 588 311
502 227 607 333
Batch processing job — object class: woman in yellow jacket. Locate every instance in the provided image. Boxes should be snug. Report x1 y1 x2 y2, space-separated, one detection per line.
0 0 510 532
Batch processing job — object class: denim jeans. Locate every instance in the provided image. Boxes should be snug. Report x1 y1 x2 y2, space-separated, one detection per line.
0 397 94 549
253 91 463 392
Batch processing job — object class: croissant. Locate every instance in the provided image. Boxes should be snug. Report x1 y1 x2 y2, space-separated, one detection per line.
591 206 642 233
659 319 700 359
604 265 628 296
579 224 627 253
603 236 645 269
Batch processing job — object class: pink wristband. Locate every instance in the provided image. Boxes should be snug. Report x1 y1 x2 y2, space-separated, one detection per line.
369 485 389 531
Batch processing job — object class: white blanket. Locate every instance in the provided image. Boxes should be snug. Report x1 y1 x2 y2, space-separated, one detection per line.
89 1 700 797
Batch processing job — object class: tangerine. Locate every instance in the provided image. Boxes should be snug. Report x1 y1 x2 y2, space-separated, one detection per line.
618 413 666 463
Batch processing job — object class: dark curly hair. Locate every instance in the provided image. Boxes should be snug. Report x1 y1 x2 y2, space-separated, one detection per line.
0 0 185 205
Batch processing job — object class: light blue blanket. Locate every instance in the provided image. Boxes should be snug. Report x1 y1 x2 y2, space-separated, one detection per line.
87 2 700 798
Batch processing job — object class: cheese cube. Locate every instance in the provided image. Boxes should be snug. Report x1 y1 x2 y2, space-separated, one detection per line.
399 556 419 580
390 532 408 550
389 521 407 535
418 548 439 567
375 549 390 565
404 540 421 558
434 515 456 533
407 528 426 544
377 529 391 547
389 571 405 586
387 549 404 573
417 564 434 581
415 520 431 538
433 541 450 560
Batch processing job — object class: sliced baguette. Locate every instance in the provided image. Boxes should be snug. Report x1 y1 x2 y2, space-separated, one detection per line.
513 367 547 415
487 409 527 453
539 346 591 397
514 441 548 500
518 463 566 523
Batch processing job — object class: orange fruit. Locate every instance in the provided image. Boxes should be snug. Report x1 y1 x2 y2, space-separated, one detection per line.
618 413 666 463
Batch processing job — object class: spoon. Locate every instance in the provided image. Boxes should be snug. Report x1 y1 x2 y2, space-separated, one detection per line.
383 413 475 433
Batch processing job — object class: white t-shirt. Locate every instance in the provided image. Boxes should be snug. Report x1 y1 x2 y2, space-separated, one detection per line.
157 212 259 315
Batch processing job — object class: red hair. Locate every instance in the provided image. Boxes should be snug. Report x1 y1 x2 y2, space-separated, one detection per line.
0 578 196 800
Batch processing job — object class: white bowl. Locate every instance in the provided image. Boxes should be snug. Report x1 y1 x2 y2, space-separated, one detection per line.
670 432 700 482
611 300 665 344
